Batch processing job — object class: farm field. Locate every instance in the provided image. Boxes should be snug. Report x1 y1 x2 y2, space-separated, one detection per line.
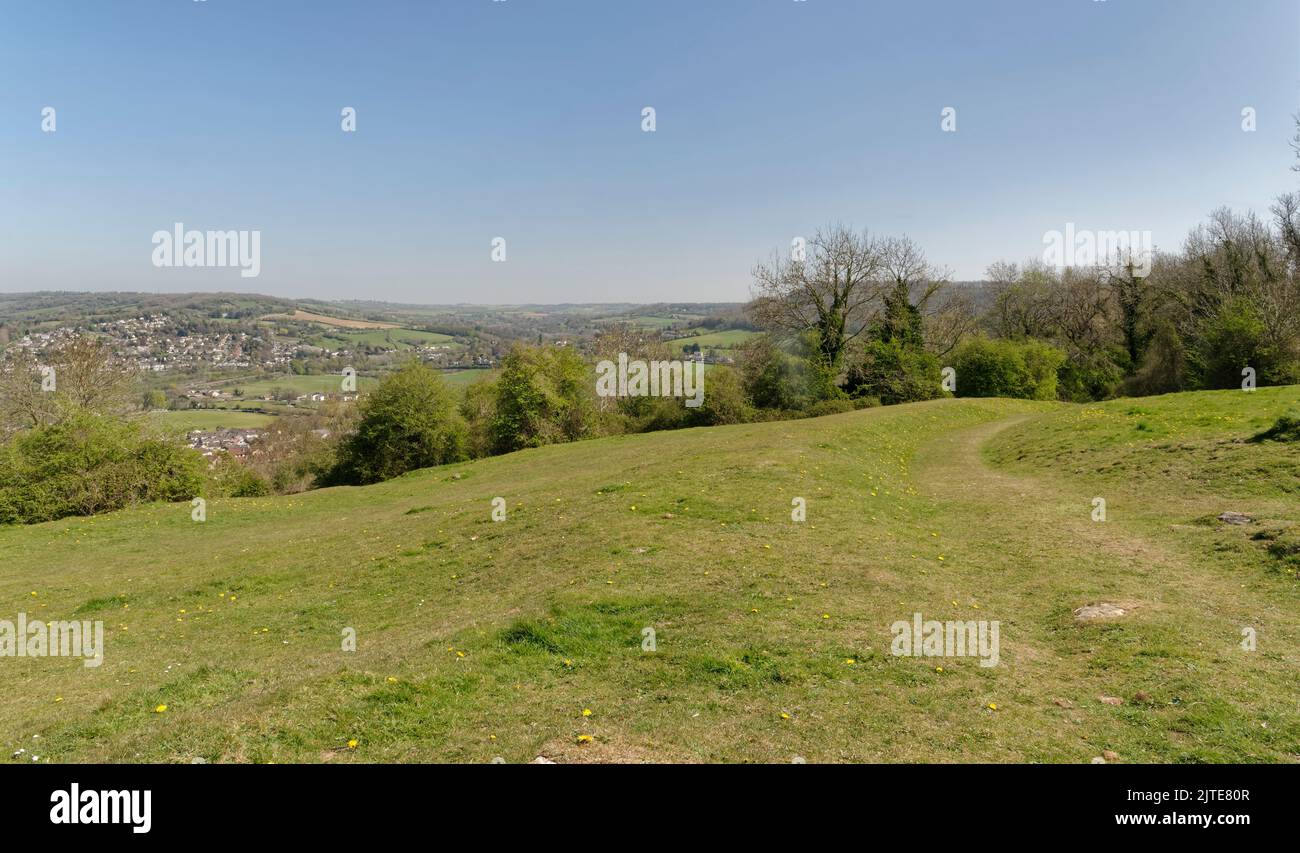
436 368 495 386
149 410 278 433
1 387 1296 763
307 328 456 350
221 374 379 397
667 329 759 354
261 310 399 329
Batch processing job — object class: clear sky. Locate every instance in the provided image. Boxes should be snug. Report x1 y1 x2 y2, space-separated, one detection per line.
2 0 1297 303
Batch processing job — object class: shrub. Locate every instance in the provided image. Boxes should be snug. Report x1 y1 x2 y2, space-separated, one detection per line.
687 366 751 426
952 337 1065 400
804 398 856 418
460 376 499 459
491 344 596 453
0 414 205 525
1251 413 1300 443
1191 297 1271 389
210 456 272 497
845 339 942 405
329 362 467 485
1057 348 1125 402
738 336 805 410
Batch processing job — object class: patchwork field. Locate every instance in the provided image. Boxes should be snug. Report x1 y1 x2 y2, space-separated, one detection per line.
261 310 399 329
667 329 759 354
1 388 1296 763
307 328 456 351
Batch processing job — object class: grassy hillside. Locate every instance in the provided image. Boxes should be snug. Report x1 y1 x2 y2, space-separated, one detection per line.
1 389 1296 763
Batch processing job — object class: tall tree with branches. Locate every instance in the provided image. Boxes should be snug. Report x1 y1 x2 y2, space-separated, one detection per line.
749 225 887 371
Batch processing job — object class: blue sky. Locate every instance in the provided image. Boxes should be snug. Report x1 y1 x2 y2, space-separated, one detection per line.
2 0 1297 303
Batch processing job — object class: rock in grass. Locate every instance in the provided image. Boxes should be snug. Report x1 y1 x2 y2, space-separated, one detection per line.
1074 603 1127 621
1217 511 1252 525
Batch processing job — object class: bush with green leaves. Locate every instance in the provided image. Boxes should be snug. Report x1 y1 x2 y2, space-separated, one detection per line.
845 338 943 405
804 398 856 417
210 456 272 497
686 365 751 426
738 336 806 410
459 376 500 459
491 344 596 453
328 361 467 485
1251 413 1300 443
1191 297 1291 389
952 337 1065 400
0 413 205 525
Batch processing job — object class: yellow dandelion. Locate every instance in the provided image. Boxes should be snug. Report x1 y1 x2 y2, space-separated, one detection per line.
347 739 358 749
154 704 167 713
577 734 593 744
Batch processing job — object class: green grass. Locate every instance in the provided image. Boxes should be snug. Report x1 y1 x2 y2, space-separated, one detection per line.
149 410 278 432
667 329 759 354
222 374 378 397
437 368 494 387
310 328 456 350
1 389 1296 763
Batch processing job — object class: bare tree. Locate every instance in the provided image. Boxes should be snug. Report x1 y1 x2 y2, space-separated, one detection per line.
878 235 971 356
0 349 52 437
0 338 138 438
750 225 887 368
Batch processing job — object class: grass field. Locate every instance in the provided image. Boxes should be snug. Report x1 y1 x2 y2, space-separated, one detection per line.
261 310 398 329
667 329 759 354
148 410 278 433
222 374 379 397
1 388 1296 763
309 328 456 351
437 368 494 386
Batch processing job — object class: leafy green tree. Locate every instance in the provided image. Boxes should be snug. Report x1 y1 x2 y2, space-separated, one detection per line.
738 336 805 410
491 345 595 453
459 376 500 459
687 366 751 426
952 337 1065 400
847 338 941 405
329 362 467 485
844 279 940 404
